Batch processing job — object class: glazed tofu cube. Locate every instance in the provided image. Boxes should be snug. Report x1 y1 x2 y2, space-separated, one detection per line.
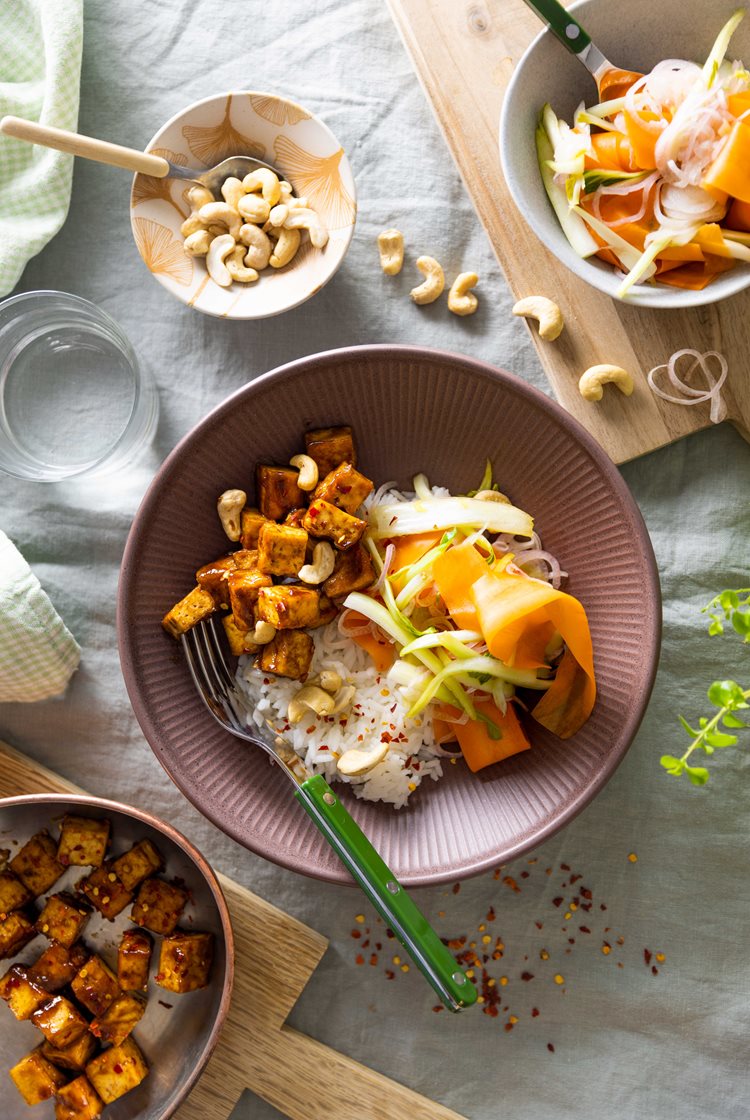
70 955 120 1017
314 462 373 514
303 500 366 551
195 554 237 607
42 1030 98 1072
28 943 88 992
156 930 214 993
239 507 268 549
323 544 376 598
90 991 146 1046
258 629 314 680
0 869 33 913
55 1075 104 1120
57 816 110 869
228 567 273 630
118 929 153 992
32 994 89 1049
78 864 133 920
36 893 91 947
0 910 36 958
131 878 188 936
306 593 339 629
256 465 305 521
0 965 50 1019
305 425 356 477
257 521 308 577
222 613 260 657
10 1046 67 1105
85 1036 149 1104
161 585 215 638
233 547 260 568
10 830 65 897
110 839 163 893
256 585 321 629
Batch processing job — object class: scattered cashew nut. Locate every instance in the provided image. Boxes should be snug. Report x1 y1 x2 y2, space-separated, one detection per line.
240 224 272 270
267 203 289 228
220 176 246 211
180 213 207 238
187 185 215 211
242 169 282 206
198 201 242 241
183 229 212 257
410 256 445 305
225 246 259 284
475 489 511 505
512 296 564 341
252 620 277 644
298 541 335 585
283 208 329 249
578 364 635 402
319 669 343 694
205 234 236 288
289 453 318 491
448 272 479 316
377 229 404 275
330 684 356 716
217 488 247 541
288 684 336 723
269 227 301 268
337 739 389 776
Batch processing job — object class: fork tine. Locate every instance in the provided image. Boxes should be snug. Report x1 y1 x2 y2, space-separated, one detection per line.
204 617 237 692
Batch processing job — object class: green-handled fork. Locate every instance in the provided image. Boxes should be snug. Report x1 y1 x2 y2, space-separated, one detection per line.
182 618 478 1012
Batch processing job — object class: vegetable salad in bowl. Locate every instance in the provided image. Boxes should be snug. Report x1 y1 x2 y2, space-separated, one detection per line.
539 8 750 297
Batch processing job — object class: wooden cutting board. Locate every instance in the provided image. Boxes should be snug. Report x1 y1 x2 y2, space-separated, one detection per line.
0 740 466 1120
386 0 750 464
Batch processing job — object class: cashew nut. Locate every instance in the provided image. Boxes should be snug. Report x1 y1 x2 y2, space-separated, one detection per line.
206 234 237 288
289 453 318 491
220 176 246 211
475 489 511 504
288 684 336 723
330 684 356 716
269 227 301 268
198 202 242 241
448 272 479 316
239 224 272 270
377 229 404 275
578 364 635 402
242 169 282 206
187 185 215 211
298 541 336 585
225 246 259 284
283 208 329 249
279 180 295 203
252 620 276 644
217 488 247 541
184 229 212 257
319 669 343 694
267 204 289 228
512 296 564 341
337 739 389 776
180 213 208 238
238 194 271 224
410 256 445 305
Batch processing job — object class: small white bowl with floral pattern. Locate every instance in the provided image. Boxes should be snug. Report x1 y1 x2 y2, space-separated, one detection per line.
130 91 356 319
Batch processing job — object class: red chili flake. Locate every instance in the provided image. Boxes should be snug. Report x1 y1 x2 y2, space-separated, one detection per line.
560 863 570 871
446 936 467 950
503 876 520 893
580 887 592 900
386 927 395 939
381 732 392 744
652 966 659 976
113 1064 124 1075
452 882 461 894
521 871 530 879
644 949 652 966
376 942 382 951
369 954 378 966
579 925 591 934
389 516 397 526
412 762 420 772
521 971 534 981
308 506 320 519
580 902 593 912
552 897 563 908
600 903 607 911
535 921 543 930
568 938 575 945
389 704 397 713
486 907 496 921
531 1007 540 1017
547 1043 555 1053
351 929 361 939
362 939 370 948
504 1022 515 1031
305 725 317 734
385 969 395 980
355 954 365 965
569 873 582 884
432 1005 444 1012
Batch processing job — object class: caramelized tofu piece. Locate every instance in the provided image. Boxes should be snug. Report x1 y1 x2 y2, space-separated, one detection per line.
256 465 305 521
314 462 373 514
36 893 91 948
323 544 376 598
32 994 89 1048
42 1030 98 1073
28 943 88 992
131 878 188 936
86 1036 149 1104
239 507 268 549
222 613 260 657
110 839 163 893
0 910 37 958
228 567 273 630
155 930 214 993
57 816 110 869
161 585 216 638
305 425 356 477
10 1046 67 1105
71 955 119 1018
195 554 236 607
55 1075 104 1120
10 831 64 898
90 991 146 1046
256 521 308 577
78 864 133 920
303 499 366 550
233 547 260 568
118 929 153 992
256 585 321 629
307 593 339 629
0 965 50 1019
258 630 314 680
0 869 33 913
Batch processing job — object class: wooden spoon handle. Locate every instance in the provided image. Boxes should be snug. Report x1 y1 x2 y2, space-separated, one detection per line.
0 116 170 177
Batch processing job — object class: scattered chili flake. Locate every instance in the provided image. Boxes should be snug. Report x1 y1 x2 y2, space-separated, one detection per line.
531 1007 540 1017
452 882 461 894
520 871 530 879
560 863 570 871
547 1043 555 1053
580 887 592 900
644 949 652 966
369 954 378 966
504 876 521 893
385 970 395 980
540 949 549 960
355 954 364 965
433 1005 444 1012
535 921 543 930
521 971 534 982
351 929 361 939
113 1063 124 1074
486 907 496 921
552 897 563 908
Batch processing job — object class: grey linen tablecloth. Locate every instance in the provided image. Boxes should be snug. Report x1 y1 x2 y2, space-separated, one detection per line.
2 2 750 1118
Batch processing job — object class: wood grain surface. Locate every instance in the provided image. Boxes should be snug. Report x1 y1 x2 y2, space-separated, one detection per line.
386 0 750 463
0 739 467 1120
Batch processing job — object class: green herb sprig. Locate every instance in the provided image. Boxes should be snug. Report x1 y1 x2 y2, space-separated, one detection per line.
661 589 750 785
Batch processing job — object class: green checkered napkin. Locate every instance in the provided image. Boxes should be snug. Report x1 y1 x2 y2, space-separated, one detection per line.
0 530 80 703
0 0 83 297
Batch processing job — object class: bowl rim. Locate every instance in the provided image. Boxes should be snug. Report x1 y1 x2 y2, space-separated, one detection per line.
0 791 235 1118
129 88 357 321
498 0 750 309
117 343 662 885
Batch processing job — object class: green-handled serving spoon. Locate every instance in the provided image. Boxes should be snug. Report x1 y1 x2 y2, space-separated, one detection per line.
182 619 478 1013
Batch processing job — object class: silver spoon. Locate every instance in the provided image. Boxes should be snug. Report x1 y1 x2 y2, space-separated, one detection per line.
0 115 279 194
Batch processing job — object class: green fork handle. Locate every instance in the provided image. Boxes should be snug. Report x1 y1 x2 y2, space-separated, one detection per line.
295 774 478 1012
521 0 592 55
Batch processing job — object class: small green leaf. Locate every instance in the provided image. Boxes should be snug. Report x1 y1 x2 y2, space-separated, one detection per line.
704 730 738 748
707 680 746 708
719 590 740 612
731 610 750 639
707 617 724 637
660 755 685 775
678 715 699 738
686 765 710 786
723 712 747 728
